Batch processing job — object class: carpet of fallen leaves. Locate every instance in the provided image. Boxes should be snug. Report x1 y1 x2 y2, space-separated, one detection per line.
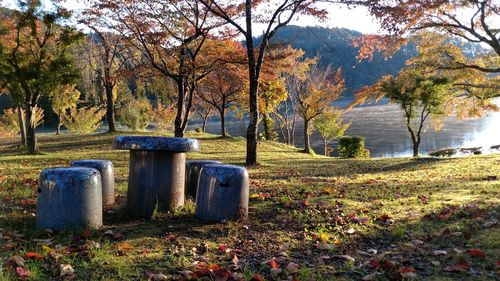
0 132 499 280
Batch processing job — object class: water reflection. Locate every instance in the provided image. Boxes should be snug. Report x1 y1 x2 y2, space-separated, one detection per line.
190 104 500 158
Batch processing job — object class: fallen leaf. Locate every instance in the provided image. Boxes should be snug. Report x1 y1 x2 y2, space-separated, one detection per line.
341 255 355 262
24 252 43 260
362 272 381 281
32 238 52 246
250 273 264 281
467 249 486 258
433 250 447 256
443 258 470 273
418 195 430 204
438 208 453 221
81 229 90 239
411 239 425 246
165 233 177 242
346 228 355 234
270 268 282 277
367 259 381 269
0 242 14 252
211 268 231 281
16 267 31 278
151 273 168 281
112 233 125 241
232 255 239 268
269 259 279 269
60 264 74 276
317 243 335 250
285 262 299 272
6 256 25 268
399 267 416 273
219 244 230 253
232 272 244 281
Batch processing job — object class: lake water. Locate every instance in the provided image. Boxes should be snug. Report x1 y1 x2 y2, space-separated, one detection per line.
190 103 500 157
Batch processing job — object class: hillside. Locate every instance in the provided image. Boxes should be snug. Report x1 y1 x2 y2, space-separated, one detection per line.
261 25 485 101
259 25 414 98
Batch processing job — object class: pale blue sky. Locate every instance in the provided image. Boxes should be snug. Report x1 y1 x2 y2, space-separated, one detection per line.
1 0 382 34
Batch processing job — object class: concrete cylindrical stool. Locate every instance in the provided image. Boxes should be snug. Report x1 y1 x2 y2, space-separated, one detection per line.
36 167 103 231
185 160 222 200
195 164 249 221
70 160 115 206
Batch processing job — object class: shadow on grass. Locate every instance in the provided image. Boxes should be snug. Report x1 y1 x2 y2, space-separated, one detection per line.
283 202 500 280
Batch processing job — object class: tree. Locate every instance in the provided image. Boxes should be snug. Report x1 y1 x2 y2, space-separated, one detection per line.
287 64 345 154
313 110 350 156
379 69 451 157
79 10 131 132
51 84 80 135
0 1 83 153
258 79 287 141
94 0 225 137
192 98 214 133
198 0 328 165
357 0 499 95
405 32 500 100
273 97 297 145
197 40 246 137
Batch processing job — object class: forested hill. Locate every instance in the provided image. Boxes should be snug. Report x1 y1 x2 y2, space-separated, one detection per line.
260 25 415 99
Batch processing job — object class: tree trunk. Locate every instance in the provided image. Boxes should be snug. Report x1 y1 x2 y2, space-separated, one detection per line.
220 109 226 138
246 80 259 165
17 107 27 147
105 82 116 133
412 142 419 157
202 116 208 133
56 111 61 135
174 79 185 137
262 113 271 140
25 105 38 154
324 138 328 156
291 113 296 146
303 119 311 154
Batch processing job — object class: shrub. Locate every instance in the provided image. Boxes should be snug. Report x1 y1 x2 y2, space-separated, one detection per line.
194 127 203 133
63 106 105 134
118 98 153 131
0 109 20 137
338 136 370 158
0 108 44 137
151 103 176 132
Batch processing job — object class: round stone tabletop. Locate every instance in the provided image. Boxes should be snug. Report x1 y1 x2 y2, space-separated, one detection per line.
113 136 200 152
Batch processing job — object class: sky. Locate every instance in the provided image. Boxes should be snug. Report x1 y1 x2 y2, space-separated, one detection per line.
0 0 382 34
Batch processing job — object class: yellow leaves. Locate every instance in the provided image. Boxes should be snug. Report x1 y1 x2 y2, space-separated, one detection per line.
113 241 134 252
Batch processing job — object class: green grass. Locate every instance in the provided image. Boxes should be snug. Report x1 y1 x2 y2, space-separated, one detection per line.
0 132 499 280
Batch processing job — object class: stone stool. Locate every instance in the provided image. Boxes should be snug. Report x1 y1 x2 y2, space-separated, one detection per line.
70 160 115 206
195 164 249 221
185 160 222 200
113 136 200 218
36 167 103 231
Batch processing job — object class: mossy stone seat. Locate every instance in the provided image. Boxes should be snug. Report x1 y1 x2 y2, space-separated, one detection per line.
36 167 103 231
185 160 222 200
70 160 115 206
195 164 249 222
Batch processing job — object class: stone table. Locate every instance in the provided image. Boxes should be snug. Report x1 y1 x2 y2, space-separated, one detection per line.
113 136 199 218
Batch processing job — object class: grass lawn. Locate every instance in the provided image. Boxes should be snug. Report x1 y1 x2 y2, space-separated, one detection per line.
0 132 499 280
